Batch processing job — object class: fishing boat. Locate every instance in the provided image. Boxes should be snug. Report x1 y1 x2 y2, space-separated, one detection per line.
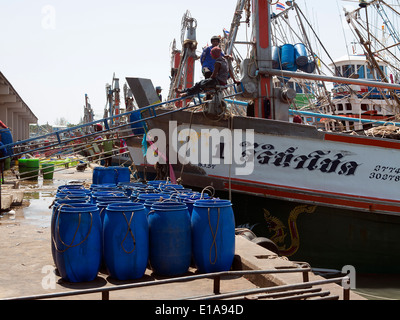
121 0 400 273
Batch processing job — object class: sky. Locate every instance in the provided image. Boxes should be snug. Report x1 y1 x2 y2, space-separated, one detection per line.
0 0 358 125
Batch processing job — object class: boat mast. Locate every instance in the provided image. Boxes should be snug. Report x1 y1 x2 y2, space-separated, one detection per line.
252 0 274 119
345 0 400 109
167 11 197 108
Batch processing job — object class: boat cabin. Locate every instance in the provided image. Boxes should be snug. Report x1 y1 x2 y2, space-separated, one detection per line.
325 55 396 131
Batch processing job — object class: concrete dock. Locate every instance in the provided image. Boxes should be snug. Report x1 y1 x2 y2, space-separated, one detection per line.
0 166 366 301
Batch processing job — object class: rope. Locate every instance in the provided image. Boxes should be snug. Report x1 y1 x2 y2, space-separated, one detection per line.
53 204 93 253
121 211 136 254
208 207 220 265
200 186 215 199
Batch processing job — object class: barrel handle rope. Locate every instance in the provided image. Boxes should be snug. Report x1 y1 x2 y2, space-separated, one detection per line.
169 192 181 202
51 203 73 250
99 207 106 220
121 211 136 254
147 210 155 216
201 186 215 199
208 207 221 265
54 204 93 253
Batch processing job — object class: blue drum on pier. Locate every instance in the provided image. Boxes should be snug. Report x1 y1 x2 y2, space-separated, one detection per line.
57 189 91 197
93 166 131 185
95 195 130 204
146 180 169 188
58 184 86 192
294 43 308 67
91 191 126 204
54 204 102 282
118 182 145 197
143 199 159 215
103 203 149 280
148 201 191 276
136 193 170 204
55 194 89 203
281 44 297 71
97 198 131 225
191 199 235 273
0 128 13 156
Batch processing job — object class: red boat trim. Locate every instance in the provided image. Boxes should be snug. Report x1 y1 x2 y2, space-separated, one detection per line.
209 174 400 214
325 133 400 150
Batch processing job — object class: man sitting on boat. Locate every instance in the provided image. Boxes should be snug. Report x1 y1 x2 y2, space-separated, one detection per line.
201 35 224 79
176 46 240 98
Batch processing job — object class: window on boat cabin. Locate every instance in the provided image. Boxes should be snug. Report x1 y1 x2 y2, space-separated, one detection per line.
337 103 344 111
361 104 368 111
343 65 355 78
366 67 375 80
335 66 341 77
375 66 385 80
356 65 365 79
345 103 352 111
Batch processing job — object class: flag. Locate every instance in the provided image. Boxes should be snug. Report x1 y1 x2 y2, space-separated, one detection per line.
276 2 285 11
223 28 230 37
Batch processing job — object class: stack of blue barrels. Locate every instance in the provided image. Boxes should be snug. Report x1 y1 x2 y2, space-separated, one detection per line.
50 166 236 283
272 43 316 74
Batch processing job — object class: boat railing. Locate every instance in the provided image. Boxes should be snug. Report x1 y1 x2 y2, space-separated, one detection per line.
0 83 244 162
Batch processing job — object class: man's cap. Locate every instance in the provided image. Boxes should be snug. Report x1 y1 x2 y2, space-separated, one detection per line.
211 46 222 57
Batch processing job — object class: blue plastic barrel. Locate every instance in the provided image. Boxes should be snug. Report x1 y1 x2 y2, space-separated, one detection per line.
96 195 130 204
191 199 235 273
144 199 159 215
294 43 308 67
57 189 91 197
130 110 146 135
0 128 13 156
118 183 146 197
148 201 191 276
90 183 117 191
146 180 168 188
281 44 297 71
97 198 131 224
160 184 185 191
136 193 170 204
55 195 90 203
97 167 131 185
103 203 149 280
91 191 126 204
271 46 281 69
58 184 85 191
54 203 102 282
132 186 157 195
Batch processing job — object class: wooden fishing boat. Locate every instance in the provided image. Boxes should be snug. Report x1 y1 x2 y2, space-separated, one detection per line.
123 0 400 273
